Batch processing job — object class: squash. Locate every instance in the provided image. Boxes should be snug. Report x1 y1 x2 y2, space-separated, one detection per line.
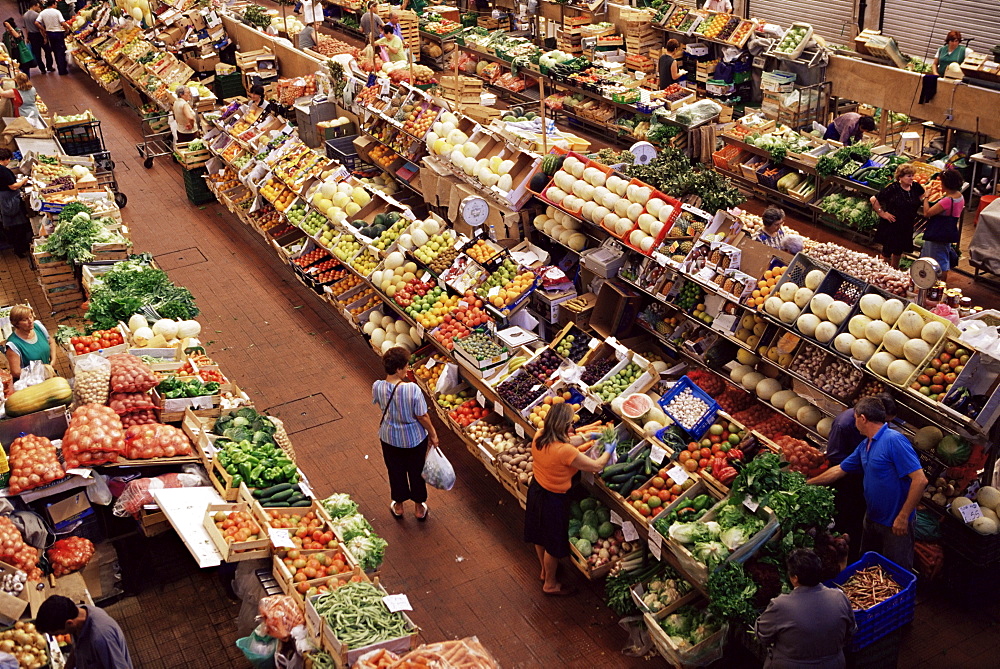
4 377 73 417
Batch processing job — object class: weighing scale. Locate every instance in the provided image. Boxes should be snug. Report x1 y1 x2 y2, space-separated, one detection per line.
910 257 942 305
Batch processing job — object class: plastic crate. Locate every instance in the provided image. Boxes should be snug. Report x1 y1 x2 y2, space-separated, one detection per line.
215 72 246 99
827 552 916 651
772 253 831 301
325 135 359 170
657 375 719 439
757 164 791 190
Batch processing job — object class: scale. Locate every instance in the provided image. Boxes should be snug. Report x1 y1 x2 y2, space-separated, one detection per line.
910 257 943 305
630 141 657 166
459 195 490 234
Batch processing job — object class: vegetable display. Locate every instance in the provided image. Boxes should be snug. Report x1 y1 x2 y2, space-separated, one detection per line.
657 605 723 651
156 376 220 399
839 565 901 610
123 424 194 459
46 536 95 577
215 439 298 490
109 353 158 393
0 622 47 669
86 258 199 330
569 497 633 569
7 435 65 494
62 404 127 468
2 377 73 417
310 581 410 649
0 517 40 580
706 562 758 625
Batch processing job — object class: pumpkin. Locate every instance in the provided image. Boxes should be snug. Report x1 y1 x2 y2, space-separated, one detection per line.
4 377 73 417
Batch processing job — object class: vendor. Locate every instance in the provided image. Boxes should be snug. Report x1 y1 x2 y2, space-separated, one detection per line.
870 163 924 268
297 23 317 51
172 85 198 143
0 78 22 118
755 549 856 667
754 206 787 249
0 148 30 258
401 0 426 14
36 595 134 669
376 23 406 63
657 39 684 89
360 1 384 43
823 112 876 146
702 0 732 12
524 403 612 596
933 31 967 77
4 305 55 379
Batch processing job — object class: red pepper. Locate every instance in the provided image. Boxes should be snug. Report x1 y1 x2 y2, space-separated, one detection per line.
727 448 744 461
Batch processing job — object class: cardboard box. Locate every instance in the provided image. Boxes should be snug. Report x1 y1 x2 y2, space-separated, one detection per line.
590 281 642 339
0 562 29 625
531 288 577 324
47 492 93 532
185 52 220 73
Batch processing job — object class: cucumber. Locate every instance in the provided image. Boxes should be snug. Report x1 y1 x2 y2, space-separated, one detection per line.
601 461 633 477
290 499 312 507
255 483 295 499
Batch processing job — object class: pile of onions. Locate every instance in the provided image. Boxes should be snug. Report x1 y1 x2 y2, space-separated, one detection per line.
7 435 64 494
120 409 158 428
0 517 40 580
108 353 158 393
47 536 95 577
124 424 193 460
72 355 110 405
0 621 47 669
774 435 828 476
62 404 126 468
108 391 156 415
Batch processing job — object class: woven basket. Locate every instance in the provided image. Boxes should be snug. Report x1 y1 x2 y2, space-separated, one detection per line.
269 416 297 463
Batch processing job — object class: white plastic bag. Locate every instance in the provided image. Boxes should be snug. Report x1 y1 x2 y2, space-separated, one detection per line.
73 354 112 406
12 361 46 392
422 446 456 491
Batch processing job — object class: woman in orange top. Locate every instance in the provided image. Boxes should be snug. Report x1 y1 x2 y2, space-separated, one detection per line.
524 403 612 596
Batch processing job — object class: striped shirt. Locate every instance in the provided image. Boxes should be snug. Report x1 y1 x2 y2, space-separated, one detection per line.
755 228 786 249
372 380 428 448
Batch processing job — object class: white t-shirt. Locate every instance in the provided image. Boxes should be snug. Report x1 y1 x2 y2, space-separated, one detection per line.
703 0 732 12
36 7 64 32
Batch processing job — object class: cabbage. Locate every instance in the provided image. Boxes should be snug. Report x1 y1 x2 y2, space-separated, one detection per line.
346 534 387 571
320 493 358 519
693 541 730 567
720 527 750 551
668 522 712 545
702 521 722 540
576 539 593 557
579 524 599 543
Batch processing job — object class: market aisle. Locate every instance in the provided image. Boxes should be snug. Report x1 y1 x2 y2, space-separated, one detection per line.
23 41 644 669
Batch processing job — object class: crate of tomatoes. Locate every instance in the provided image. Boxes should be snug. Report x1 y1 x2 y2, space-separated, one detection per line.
62 325 127 362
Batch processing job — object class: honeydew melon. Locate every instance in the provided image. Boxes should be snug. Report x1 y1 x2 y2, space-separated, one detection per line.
881 299 905 325
804 269 825 290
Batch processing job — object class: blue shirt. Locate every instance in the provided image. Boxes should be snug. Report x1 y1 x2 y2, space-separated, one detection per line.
372 380 428 448
75 605 134 669
840 424 921 526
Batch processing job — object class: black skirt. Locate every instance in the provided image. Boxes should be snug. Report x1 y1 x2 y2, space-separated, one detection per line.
524 480 571 559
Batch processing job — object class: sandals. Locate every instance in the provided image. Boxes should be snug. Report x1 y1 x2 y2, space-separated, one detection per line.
389 502 404 519
415 502 429 522
543 585 577 597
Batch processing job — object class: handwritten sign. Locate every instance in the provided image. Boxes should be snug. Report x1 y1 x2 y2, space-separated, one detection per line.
650 445 667 465
425 358 437 369
959 502 983 523
268 529 295 549
667 465 690 485
382 594 412 612
588 337 600 349
610 510 623 526
514 423 525 438
477 391 486 406
494 403 504 417
488 286 500 297
583 396 600 413
622 521 639 542
743 496 760 512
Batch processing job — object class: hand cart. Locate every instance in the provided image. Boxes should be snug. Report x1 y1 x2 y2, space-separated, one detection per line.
136 110 173 169
53 118 105 157
91 150 127 208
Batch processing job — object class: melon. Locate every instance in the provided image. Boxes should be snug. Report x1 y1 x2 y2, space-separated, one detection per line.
736 349 760 366
972 517 999 535
921 320 946 344
848 315 872 339
779 282 799 302
778 301 801 324
741 372 765 392
797 404 822 427
621 393 653 419
859 293 885 319
730 364 754 384
645 405 668 425
851 338 877 362
815 322 838 343
784 396 809 417
765 296 784 317
385 251 405 270
912 425 944 452
951 496 973 520
755 378 782 401
869 351 896 377
643 421 665 438
826 300 851 325
793 287 814 309
817 416 833 438
834 333 856 355
887 359 917 385
796 313 821 337
903 338 932 366
880 298 905 325
882 330 910 358
610 397 626 416
804 269 825 291
771 390 796 410
977 486 1000 511
810 293 834 320
897 310 925 338
864 320 891 345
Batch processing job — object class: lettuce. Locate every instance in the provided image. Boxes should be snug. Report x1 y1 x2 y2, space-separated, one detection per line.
346 534 387 571
320 493 358 519
693 541 730 567
331 514 373 542
668 522 712 545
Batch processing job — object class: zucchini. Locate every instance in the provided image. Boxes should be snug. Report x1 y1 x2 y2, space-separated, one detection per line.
254 483 295 499
601 461 634 477
290 499 312 507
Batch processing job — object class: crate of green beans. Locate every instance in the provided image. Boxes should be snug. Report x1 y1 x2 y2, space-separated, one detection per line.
305 581 417 665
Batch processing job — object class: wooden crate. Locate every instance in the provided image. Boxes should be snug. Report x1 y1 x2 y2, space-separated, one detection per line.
273 559 366 606
138 506 172 537
203 502 271 562
175 141 211 169
208 457 240 501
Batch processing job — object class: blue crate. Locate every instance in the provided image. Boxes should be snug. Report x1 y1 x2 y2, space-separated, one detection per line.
325 135 359 170
656 375 719 439
826 552 916 651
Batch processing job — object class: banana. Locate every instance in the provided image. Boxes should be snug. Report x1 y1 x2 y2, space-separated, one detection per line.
507 356 527 371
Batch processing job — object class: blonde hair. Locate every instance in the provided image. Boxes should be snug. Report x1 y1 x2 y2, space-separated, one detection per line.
9 305 34 328
14 73 30 92
894 163 916 180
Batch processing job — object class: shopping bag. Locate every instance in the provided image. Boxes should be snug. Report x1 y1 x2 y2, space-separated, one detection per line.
236 624 277 669
422 446 456 490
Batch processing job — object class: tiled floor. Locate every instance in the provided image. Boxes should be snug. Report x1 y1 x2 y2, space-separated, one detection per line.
0 12 997 667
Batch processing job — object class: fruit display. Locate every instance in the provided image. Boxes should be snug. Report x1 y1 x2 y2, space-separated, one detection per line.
432 319 471 350
455 331 507 363
772 435 828 477
496 370 549 411
427 246 459 275
466 420 523 453
371 216 412 252
774 23 812 56
569 497 632 569
448 399 489 426
677 419 745 484
476 259 536 309
697 13 730 39
466 239 502 264
862 305 952 388
329 274 362 297
212 509 263 544
436 389 475 410
524 349 563 384
729 361 826 433
412 232 458 266
350 248 379 275
745 265 787 310
591 362 642 404
527 393 581 429
261 177 296 212
279 547 354 592
910 341 968 401
413 353 449 389
553 327 593 362
531 207 588 252
674 281 705 312
66 328 125 355
331 235 363 261
401 102 440 139
292 248 331 268
581 356 621 386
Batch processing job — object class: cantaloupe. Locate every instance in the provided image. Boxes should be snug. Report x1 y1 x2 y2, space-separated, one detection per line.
730 364 754 384
797 404 822 427
755 378 782 401
882 330 910 357
736 349 760 365
834 333 856 355
810 293 834 320
887 359 917 385
826 300 851 325
804 270 825 290
921 320 946 344
880 299 905 325
860 293 885 319
815 321 838 343
897 310 925 338
903 338 932 365
849 315 872 339
779 282 799 302
864 320 891 345
977 486 1000 511
817 416 833 438
794 287 814 308
851 338 876 362
765 296 784 316
771 389 796 410
796 313 820 337
778 301 801 324
741 372 765 391
869 351 896 377
784 396 809 417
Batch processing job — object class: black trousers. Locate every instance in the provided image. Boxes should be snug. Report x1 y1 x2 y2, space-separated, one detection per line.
27 33 48 72
46 32 67 75
381 439 428 504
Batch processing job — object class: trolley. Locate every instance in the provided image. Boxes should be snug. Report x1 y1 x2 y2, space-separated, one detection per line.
91 151 127 208
136 110 173 169
53 118 105 157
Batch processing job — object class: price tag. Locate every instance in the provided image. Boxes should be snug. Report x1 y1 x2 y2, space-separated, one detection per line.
610 510 623 526
654 252 669 266
649 538 662 560
667 465 689 485
425 358 437 369
488 286 500 297
476 391 486 406
588 337 600 349
421 272 431 283
494 403 504 417
614 347 628 362
382 594 412 612
515 423 525 438
458 300 469 308
268 528 295 549
583 395 600 413
959 502 983 523
622 520 639 542
379 79 390 96
650 444 667 465
298 480 314 498
743 496 760 512
415 323 425 339
633 354 650 369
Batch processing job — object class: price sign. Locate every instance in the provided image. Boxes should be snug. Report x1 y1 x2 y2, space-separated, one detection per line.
743 496 760 512
268 529 295 549
583 395 600 413
476 391 486 406
458 300 469 308
415 323 425 339
647 532 662 559
610 510 623 525
488 286 501 297
298 480 314 498
425 358 437 369
667 465 689 485
959 502 983 523
650 444 667 465
420 272 431 283
588 338 600 349
654 252 669 266
494 403 504 417
382 594 412 612
622 521 639 542
515 423 525 438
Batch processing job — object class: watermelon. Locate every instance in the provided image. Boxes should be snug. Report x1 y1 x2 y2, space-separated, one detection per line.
621 393 654 419
530 172 550 192
385 211 401 224
936 434 970 466
541 154 565 176
373 213 387 226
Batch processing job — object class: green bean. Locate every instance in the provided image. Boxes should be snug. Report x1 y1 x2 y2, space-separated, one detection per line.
313 582 410 648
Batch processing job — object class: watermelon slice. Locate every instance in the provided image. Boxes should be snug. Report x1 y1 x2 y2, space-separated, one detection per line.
621 393 654 419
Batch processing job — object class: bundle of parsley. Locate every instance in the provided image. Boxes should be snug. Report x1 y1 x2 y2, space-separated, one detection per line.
85 259 199 329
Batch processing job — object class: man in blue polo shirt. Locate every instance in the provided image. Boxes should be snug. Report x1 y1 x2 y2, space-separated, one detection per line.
35 595 134 669
809 397 927 569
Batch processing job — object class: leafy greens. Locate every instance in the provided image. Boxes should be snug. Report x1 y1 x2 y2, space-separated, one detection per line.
85 259 199 329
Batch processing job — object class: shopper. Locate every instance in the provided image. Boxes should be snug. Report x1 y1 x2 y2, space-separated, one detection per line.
702 0 732 12
0 148 30 258
754 206 787 249
373 347 438 521
870 163 925 269
755 549 856 669
822 112 876 146
933 31 967 77
376 23 406 63
808 397 927 570
525 403 612 596
35 595 134 669
387 11 403 39
297 23 317 51
657 39 685 89
13 73 39 122
920 168 964 281
3 19 35 75
4 305 55 380
826 394 898 562
401 0 426 15
360 2 384 44
34 0 68 76
22 1 48 75
172 85 198 143
0 78 22 118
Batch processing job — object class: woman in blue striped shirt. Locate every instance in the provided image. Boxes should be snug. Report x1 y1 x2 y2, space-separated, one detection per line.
373 347 439 521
